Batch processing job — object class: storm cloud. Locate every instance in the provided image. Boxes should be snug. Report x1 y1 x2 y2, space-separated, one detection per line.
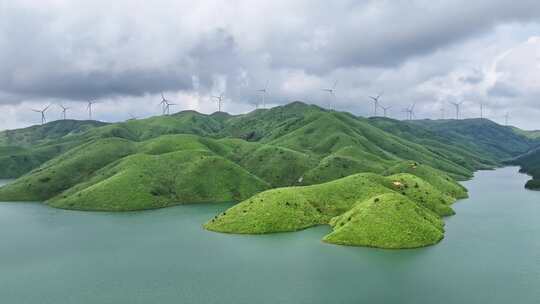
1 0 540 129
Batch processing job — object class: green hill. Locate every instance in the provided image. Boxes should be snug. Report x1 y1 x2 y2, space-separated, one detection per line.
0 134 270 210
204 172 453 248
508 147 540 190
410 118 535 160
0 120 107 178
382 161 468 199
323 193 444 249
0 102 537 211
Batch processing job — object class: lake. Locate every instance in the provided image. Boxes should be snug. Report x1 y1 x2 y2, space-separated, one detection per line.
0 167 539 304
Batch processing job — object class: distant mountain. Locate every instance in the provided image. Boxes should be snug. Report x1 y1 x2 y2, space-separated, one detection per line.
408 118 536 160
0 119 107 147
0 120 107 178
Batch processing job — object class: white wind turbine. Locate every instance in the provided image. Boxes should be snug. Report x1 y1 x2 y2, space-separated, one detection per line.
449 101 463 120
321 81 338 109
58 104 70 120
257 81 269 108
32 105 50 124
369 92 383 116
212 93 225 112
159 92 168 115
87 100 96 120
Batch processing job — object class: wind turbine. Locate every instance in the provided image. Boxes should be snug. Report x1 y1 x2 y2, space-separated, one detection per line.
257 81 269 108
402 103 415 120
128 113 138 121
449 101 463 120
164 100 176 115
479 102 485 119
322 81 338 109
212 93 225 112
87 100 96 120
380 105 392 117
159 92 168 115
32 105 50 124
369 93 383 116
58 104 69 120
504 112 510 126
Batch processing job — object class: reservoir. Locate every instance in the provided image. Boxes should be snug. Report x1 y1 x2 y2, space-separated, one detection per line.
0 167 538 303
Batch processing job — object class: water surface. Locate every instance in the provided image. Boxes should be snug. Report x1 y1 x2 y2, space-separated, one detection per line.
0 167 539 303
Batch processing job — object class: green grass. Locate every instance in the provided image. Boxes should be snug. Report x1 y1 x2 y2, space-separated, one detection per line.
0 138 137 201
0 134 272 211
508 147 540 190
49 150 269 211
1 101 536 220
323 193 444 249
383 161 468 199
204 173 393 234
204 170 457 248
386 173 456 216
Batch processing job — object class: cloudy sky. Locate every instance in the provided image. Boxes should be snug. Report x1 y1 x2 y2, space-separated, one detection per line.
1 0 540 130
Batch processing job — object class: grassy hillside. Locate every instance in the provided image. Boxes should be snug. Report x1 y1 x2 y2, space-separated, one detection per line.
3 102 534 182
204 171 454 249
0 134 270 210
382 161 468 199
49 150 269 211
0 120 107 147
0 120 107 178
1 101 536 213
323 193 444 249
508 147 540 190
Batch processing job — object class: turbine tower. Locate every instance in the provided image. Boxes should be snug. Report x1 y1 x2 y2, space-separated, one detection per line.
249 99 260 110
381 105 392 118
449 101 463 120
58 104 69 120
480 102 484 119
440 107 446 119
408 103 416 120
212 93 225 112
402 103 415 120
504 112 510 126
257 81 269 108
87 100 96 120
321 81 338 109
159 92 168 115
369 93 383 116
32 105 50 125
164 101 176 115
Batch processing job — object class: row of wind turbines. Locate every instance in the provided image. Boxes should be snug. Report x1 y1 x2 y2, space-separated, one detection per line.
32 101 96 124
30 81 511 126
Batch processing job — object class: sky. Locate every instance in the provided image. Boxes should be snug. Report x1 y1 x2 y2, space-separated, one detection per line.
1 0 540 130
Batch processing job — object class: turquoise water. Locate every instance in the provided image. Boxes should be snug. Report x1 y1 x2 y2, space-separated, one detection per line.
0 167 539 303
